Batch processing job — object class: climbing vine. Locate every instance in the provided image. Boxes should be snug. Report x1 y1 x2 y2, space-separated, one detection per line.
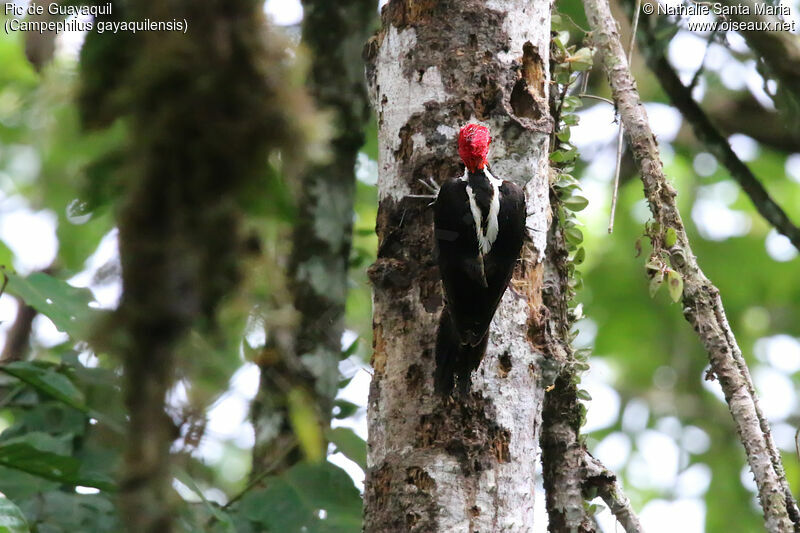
548 12 594 410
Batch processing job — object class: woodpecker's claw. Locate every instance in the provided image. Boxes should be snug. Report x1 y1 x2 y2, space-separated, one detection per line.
418 177 440 195
406 178 439 207
403 195 437 208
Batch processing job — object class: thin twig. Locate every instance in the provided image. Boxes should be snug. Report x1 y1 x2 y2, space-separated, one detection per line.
687 30 718 93
637 23 800 251
223 441 298 511
580 69 591 95
1 300 36 362
203 440 299 528
608 0 641 234
579 94 614 105
0 383 25 410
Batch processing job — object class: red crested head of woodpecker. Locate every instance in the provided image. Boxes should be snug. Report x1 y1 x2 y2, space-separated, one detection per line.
458 123 491 173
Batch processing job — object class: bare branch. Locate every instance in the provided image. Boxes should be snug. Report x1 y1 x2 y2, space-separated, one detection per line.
1 300 36 363
251 0 376 476
579 94 615 105
636 14 800 250
583 0 800 530
609 0 641 234
706 95 800 153
584 454 644 533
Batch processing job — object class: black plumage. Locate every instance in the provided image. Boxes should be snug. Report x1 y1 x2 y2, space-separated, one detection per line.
433 168 526 394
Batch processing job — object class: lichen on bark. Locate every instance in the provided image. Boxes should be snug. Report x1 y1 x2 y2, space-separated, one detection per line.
364 1 556 530
251 0 377 475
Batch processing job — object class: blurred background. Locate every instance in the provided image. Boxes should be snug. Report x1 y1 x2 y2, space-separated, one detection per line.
0 0 799 531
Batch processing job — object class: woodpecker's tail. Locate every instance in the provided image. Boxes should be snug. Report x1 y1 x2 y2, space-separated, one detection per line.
434 307 489 396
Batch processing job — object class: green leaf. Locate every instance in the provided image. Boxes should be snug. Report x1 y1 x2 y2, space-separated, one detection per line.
565 227 584 245
568 47 594 70
667 270 684 303
0 465 59 501
574 348 591 361
0 433 114 490
645 259 662 271
0 240 14 270
556 129 571 143
333 400 360 420
562 95 582 112
554 68 571 85
562 114 579 126
554 173 579 189
3 271 102 340
340 337 359 360
175 470 235 533
1 362 86 413
665 227 678 248
572 247 586 265
563 195 589 212
0 495 30 533
550 147 577 163
326 427 367 470
287 388 325 463
239 462 361 533
240 479 309 530
576 389 592 401
649 273 664 298
285 462 362 527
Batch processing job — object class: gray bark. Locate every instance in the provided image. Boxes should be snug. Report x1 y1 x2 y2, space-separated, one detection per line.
584 454 644 533
541 374 596 533
252 0 376 475
0 299 36 363
539 188 596 532
363 1 556 530
583 0 800 530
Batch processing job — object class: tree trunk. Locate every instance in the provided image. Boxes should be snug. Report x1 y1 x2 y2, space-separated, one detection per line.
252 0 376 475
78 1 317 530
363 1 556 530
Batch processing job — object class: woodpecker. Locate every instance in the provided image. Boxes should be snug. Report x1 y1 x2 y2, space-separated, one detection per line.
433 123 526 395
